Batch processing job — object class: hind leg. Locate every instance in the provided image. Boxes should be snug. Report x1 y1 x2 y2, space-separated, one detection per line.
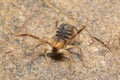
90 36 112 52
65 45 86 67
64 49 74 73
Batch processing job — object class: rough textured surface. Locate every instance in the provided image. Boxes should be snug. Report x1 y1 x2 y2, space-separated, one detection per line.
0 0 120 80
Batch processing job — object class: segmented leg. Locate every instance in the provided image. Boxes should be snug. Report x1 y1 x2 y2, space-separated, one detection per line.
65 45 83 59
16 34 51 49
30 47 50 64
16 33 52 63
29 43 42 50
17 34 43 42
30 50 40 63
44 0 78 25
64 49 74 72
44 48 49 64
71 26 80 43
66 25 86 46
91 36 112 52
54 20 59 30
65 45 85 67
44 0 60 13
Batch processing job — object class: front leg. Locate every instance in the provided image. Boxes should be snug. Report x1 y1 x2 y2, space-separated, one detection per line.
65 45 83 60
16 33 51 49
65 45 86 67
16 34 50 43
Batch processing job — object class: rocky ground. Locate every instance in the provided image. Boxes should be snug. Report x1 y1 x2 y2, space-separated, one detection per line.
0 0 120 80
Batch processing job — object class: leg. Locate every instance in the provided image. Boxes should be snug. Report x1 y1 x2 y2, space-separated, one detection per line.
65 45 86 67
66 25 86 46
44 0 60 13
44 48 49 64
54 20 59 30
65 45 83 61
91 36 112 52
29 43 41 50
77 25 87 44
16 33 51 49
16 34 44 42
30 47 50 64
72 26 80 44
71 26 83 45
44 0 78 25
64 49 74 72
30 51 41 63
16 33 52 63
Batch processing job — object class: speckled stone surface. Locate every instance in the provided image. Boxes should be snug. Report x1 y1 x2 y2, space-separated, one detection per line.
0 0 120 80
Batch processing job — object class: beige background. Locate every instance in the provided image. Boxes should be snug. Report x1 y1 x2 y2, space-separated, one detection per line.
0 0 120 80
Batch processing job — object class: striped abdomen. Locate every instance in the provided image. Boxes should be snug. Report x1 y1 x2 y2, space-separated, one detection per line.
54 23 74 43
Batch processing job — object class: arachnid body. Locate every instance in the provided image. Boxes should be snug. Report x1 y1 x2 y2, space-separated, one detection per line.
51 23 85 52
17 22 86 71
